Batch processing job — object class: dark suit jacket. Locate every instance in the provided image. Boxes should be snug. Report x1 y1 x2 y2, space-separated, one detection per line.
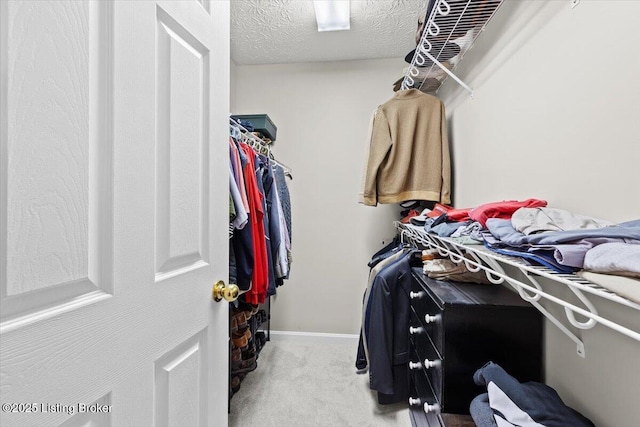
366 252 413 404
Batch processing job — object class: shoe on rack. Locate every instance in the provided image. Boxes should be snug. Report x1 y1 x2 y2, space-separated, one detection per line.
232 309 248 329
241 354 256 369
236 301 254 320
230 375 241 395
231 358 257 375
241 340 257 360
255 331 267 346
230 314 239 333
231 327 251 351
231 347 242 370
254 331 267 354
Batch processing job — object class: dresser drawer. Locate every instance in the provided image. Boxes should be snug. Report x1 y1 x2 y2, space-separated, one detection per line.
409 284 444 354
409 336 443 402
410 306 442 354
409 356 440 406
409 380 443 427
410 305 443 353
409 366 443 423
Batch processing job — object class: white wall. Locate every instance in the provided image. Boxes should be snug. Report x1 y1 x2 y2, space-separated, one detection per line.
232 58 403 334
230 60 237 113
440 0 640 220
438 1 640 425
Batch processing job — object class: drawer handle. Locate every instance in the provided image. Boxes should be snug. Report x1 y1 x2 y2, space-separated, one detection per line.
424 403 441 414
409 326 425 335
423 359 441 369
424 314 440 324
409 397 422 406
408 361 422 370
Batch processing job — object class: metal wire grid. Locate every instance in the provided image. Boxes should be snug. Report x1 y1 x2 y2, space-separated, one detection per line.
395 221 640 311
401 0 504 94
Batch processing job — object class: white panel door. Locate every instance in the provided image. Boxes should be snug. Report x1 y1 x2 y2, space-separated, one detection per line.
0 1 230 426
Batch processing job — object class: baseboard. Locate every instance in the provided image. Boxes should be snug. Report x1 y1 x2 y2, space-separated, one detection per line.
269 330 359 343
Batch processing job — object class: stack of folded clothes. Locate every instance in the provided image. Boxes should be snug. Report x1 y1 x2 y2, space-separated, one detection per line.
470 362 595 427
422 249 491 284
408 200 640 277
578 242 640 304
481 207 640 274
405 199 640 305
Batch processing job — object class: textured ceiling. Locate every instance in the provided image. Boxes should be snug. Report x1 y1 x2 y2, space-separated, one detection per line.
231 0 425 65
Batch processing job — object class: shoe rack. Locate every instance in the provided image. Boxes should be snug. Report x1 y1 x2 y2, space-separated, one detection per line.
228 297 271 407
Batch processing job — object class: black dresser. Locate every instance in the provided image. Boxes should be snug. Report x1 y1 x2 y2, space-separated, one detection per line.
408 268 543 426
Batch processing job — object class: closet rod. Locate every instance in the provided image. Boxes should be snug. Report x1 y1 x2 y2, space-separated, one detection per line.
229 117 293 174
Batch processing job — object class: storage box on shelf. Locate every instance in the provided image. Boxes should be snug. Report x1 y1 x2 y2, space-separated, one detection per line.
231 114 277 141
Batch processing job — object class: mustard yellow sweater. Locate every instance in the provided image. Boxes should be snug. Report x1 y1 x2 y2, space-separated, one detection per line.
359 89 451 206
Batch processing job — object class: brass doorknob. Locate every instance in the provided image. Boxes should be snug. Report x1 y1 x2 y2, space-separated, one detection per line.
212 280 239 302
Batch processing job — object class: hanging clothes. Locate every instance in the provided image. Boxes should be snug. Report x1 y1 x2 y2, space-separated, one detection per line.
259 155 288 289
254 153 277 298
228 125 293 305
239 142 269 305
273 164 293 280
356 243 420 405
359 244 407 368
271 166 290 283
273 164 292 244
359 88 451 206
230 139 254 291
230 138 250 213
229 160 248 230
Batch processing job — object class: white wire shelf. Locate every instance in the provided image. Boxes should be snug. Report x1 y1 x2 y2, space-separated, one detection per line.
401 0 505 96
395 222 640 356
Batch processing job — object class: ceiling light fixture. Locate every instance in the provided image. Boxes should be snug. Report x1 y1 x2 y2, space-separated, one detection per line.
313 0 350 32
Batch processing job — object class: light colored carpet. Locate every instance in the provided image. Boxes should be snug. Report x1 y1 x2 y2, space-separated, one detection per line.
229 333 410 427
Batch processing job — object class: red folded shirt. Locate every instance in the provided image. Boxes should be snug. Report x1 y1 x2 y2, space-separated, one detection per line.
400 209 420 224
427 203 453 218
469 198 547 226
446 208 471 222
